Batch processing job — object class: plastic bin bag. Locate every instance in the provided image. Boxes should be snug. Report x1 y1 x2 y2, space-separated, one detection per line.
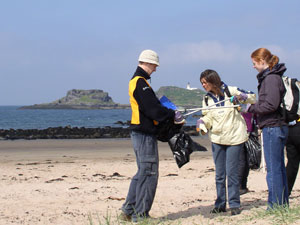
156 119 182 142
168 131 207 168
245 133 261 170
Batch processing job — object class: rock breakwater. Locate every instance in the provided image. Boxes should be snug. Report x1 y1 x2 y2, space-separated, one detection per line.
0 126 197 140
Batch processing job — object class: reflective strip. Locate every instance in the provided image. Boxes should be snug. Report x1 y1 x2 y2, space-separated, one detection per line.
128 76 151 125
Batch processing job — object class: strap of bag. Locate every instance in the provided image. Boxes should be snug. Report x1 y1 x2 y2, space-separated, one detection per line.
204 85 231 106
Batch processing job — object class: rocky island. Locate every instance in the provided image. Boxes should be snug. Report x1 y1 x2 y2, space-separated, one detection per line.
20 85 205 110
19 89 130 110
2 86 205 140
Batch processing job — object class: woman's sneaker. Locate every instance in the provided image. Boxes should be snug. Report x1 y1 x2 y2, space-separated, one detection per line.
210 207 226 213
231 208 242 215
239 188 249 195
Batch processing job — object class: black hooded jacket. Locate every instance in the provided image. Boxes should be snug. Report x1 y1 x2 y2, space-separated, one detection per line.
128 66 175 134
248 63 288 128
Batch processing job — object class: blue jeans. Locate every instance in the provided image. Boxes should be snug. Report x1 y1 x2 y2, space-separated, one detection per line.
121 131 159 220
262 126 289 208
212 143 242 209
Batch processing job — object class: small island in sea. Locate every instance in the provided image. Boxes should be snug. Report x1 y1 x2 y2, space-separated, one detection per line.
19 84 206 110
19 89 130 110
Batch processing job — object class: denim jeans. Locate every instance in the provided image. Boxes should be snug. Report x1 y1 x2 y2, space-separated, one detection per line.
262 126 289 208
212 143 242 209
121 131 159 221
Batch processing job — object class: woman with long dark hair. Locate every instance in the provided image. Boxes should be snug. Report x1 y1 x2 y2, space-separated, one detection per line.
197 69 256 215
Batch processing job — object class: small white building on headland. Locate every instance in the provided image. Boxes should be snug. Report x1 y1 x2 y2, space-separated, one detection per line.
186 82 197 90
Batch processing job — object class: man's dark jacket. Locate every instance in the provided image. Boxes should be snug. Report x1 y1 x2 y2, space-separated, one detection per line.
129 66 175 134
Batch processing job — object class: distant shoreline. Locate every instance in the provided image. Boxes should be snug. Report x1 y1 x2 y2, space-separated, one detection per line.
18 104 131 110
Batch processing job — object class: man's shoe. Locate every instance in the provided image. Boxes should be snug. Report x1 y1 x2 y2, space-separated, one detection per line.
119 212 131 222
231 207 241 216
210 207 226 213
240 188 249 195
132 215 156 223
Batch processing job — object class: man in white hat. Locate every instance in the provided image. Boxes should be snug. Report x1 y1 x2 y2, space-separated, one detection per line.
120 49 184 222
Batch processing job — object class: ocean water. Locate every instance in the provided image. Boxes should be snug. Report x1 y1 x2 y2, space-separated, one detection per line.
0 106 198 130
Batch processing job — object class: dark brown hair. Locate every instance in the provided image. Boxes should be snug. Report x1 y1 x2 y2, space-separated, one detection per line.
251 48 279 70
200 69 223 96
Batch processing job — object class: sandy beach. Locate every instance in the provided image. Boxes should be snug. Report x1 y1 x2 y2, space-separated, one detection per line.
0 137 299 225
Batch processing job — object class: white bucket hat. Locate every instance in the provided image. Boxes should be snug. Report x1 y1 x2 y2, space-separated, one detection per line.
138 49 160 66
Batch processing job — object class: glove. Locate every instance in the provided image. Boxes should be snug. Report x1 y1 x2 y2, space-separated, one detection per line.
230 93 248 104
238 93 248 102
239 103 251 113
196 119 207 136
174 111 185 124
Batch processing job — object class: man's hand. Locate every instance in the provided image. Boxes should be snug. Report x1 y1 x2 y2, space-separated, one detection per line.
174 111 185 124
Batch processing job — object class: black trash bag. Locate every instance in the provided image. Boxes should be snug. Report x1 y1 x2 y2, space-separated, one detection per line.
156 119 183 142
245 133 261 170
168 131 207 168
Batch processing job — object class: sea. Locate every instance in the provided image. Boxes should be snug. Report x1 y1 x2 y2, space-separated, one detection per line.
0 106 198 130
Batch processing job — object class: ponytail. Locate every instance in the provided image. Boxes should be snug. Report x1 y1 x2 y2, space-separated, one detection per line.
267 55 279 70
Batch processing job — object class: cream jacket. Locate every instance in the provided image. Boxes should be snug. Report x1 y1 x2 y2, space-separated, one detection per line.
199 86 256 145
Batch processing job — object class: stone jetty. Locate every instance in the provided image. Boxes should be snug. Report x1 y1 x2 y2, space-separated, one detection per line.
0 126 198 140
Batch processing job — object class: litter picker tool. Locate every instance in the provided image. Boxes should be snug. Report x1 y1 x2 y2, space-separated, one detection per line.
183 105 240 117
183 98 240 117
159 95 240 118
185 98 231 112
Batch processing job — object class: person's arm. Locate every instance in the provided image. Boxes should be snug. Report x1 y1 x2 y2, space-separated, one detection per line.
197 98 213 134
229 86 256 104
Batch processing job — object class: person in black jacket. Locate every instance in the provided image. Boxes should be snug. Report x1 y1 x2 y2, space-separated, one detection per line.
286 116 300 196
247 48 289 209
120 49 184 222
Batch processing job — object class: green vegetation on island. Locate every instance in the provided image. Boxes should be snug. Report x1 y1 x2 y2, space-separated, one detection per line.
20 86 206 110
19 89 130 110
156 86 206 108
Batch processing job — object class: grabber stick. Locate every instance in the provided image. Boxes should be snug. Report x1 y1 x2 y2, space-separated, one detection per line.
183 105 240 117
261 131 266 173
183 98 240 117
185 98 232 112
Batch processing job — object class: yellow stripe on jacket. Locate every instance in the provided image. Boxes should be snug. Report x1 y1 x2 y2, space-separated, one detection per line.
129 76 158 125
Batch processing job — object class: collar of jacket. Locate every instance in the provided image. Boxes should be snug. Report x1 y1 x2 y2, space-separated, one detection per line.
256 63 287 83
132 66 151 80
221 82 228 92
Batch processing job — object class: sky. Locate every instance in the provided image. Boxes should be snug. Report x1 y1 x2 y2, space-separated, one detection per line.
1 0 300 105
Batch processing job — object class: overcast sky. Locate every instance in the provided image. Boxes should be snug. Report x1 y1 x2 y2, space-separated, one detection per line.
1 0 300 105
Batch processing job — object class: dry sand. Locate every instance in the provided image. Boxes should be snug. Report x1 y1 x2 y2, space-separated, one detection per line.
0 137 299 225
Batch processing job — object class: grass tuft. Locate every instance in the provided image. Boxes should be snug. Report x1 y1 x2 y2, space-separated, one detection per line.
237 204 300 225
87 204 300 225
